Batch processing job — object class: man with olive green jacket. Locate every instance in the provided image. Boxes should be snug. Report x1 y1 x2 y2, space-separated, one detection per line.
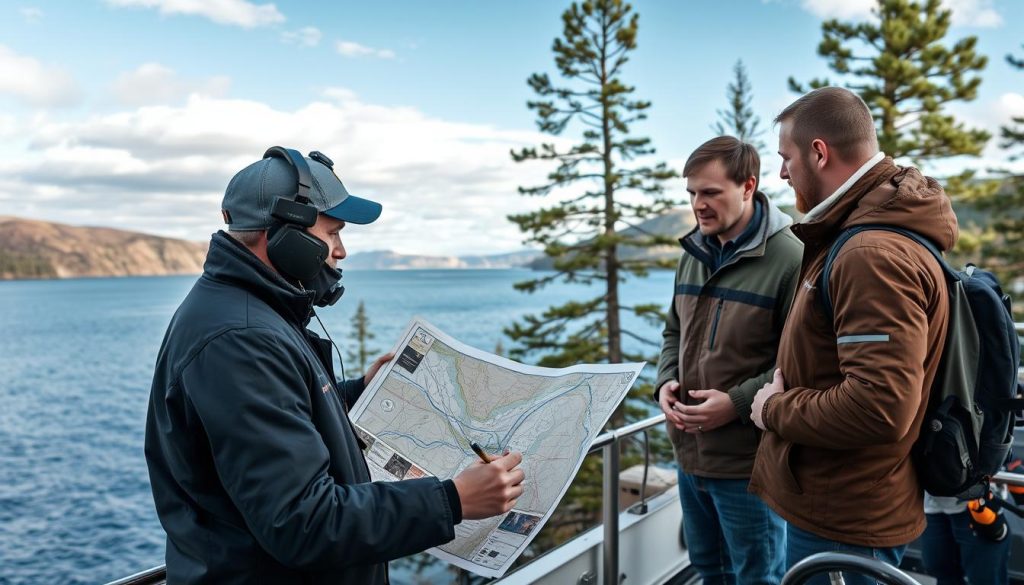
655 136 802 585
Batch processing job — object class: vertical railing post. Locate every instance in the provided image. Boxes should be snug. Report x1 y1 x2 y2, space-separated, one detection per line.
602 438 620 585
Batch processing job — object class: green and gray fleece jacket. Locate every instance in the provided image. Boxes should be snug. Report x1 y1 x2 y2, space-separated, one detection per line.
655 192 803 478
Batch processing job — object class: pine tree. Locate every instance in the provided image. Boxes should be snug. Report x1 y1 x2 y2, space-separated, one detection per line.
346 300 377 378
713 59 766 152
961 43 1024 297
713 59 775 196
790 0 989 164
507 0 676 373
506 0 676 553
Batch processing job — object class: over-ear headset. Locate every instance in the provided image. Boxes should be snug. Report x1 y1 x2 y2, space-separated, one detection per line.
264 146 328 282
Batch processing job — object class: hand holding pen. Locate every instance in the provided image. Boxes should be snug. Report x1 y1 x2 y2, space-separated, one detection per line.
452 442 525 520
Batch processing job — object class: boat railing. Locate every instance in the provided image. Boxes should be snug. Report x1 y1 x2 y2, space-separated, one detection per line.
103 319 1024 585
587 413 668 585
781 552 922 585
102 414 671 585
104 565 165 585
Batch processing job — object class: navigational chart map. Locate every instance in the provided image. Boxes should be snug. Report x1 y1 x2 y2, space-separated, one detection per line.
349 318 644 578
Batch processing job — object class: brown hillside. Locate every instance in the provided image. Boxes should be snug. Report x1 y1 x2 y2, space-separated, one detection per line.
0 217 208 280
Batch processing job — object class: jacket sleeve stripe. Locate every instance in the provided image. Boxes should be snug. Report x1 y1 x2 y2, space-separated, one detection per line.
837 334 891 344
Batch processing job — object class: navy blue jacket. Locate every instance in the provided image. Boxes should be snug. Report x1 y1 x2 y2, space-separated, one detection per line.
145 232 460 584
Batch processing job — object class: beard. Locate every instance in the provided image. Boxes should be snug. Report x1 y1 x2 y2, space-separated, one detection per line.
795 189 813 214
793 153 823 213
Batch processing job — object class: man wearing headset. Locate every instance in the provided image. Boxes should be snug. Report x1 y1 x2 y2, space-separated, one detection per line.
145 147 526 584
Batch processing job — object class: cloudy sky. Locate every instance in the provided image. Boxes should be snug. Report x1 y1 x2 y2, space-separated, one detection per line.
1 0 1022 255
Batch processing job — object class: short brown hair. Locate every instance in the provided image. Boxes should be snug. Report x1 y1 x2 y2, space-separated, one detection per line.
774 87 878 163
683 136 760 189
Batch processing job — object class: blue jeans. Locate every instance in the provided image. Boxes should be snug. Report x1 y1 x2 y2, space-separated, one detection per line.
921 511 1010 585
676 471 786 585
786 523 906 585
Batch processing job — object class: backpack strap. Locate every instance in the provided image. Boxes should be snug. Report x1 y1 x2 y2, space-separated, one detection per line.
819 224 953 323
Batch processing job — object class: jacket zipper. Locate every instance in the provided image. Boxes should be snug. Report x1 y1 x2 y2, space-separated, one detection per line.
708 298 724 350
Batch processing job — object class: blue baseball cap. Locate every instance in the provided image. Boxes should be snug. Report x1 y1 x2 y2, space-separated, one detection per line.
222 150 382 230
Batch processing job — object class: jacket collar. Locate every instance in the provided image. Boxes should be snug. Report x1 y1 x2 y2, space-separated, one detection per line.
790 157 900 250
680 191 793 268
801 152 886 223
202 231 315 326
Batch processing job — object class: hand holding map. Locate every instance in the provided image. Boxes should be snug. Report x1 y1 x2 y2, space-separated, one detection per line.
349 317 644 578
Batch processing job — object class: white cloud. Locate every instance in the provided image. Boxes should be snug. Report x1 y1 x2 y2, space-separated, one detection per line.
20 7 43 23
105 0 285 29
111 63 230 107
798 0 873 21
281 26 321 47
0 90 560 255
0 44 79 107
336 40 396 60
945 0 1003 27
798 0 1002 27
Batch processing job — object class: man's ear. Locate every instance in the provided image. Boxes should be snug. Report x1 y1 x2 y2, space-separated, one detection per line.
810 138 829 170
743 175 757 199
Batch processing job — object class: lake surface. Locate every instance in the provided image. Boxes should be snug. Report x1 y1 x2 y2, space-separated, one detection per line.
0 268 674 585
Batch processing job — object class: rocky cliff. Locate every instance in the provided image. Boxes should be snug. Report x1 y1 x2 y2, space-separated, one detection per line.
0 217 207 280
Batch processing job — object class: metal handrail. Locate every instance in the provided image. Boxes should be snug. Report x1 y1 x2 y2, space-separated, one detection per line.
105 414 669 585
103 390 1024 585
587 413 668 585
993 471 1024 487
781 552 921 585
104 565 166 585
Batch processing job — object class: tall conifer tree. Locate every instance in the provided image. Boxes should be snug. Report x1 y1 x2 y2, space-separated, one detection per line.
714 59 766 152
507 0 675 375
713 59 776 195
505 0 676 551
961 44 1024 290
346 300 378 378
790 0 989 164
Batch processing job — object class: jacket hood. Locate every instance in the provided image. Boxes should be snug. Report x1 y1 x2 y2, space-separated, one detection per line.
682 191 794 258
203 231 315 325
793 157 958 253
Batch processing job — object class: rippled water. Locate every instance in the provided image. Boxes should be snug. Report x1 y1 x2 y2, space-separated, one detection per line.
0 269 672 584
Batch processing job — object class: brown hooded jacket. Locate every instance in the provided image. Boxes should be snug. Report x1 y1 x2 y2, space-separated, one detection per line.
748 157 959 547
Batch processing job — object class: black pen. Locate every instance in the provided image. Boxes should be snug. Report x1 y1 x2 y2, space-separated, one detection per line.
469 442 493 464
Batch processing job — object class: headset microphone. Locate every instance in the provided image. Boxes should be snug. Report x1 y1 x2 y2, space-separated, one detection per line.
314 268 345 307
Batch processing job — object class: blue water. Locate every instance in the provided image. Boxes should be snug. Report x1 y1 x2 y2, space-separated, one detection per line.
0 269 674 585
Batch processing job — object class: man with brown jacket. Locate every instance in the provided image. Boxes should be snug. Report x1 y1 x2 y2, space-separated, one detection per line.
749 87 959 584
656 136 802 584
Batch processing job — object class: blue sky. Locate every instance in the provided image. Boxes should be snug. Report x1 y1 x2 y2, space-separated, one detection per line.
1 0 1022 255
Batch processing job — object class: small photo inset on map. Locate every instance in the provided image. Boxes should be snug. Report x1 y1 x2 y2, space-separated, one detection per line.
497 510 542 536
384 453 413 479
396 346 425 373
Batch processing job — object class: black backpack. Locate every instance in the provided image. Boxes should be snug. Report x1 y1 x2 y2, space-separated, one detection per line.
820 224 1020 498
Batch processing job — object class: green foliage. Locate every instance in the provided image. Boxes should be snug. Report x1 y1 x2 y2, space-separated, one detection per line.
1003 45 1024 151
790 0 990 164
0 251 56 279
957 45 1024 306
507 0 677 371
713 59 766 153
713 58 780 198
346 300 378 378
505 0 678 555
